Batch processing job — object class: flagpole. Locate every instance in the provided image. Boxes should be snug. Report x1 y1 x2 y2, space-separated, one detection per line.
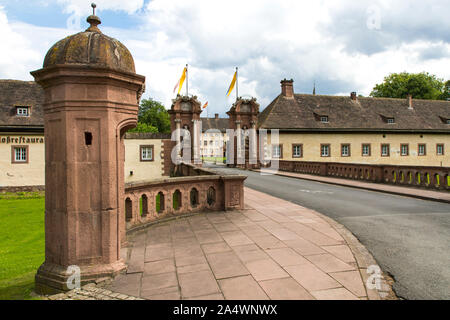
236 67 239 101
186 64 189 96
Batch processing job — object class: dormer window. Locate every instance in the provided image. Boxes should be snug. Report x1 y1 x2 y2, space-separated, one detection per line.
387 118 395 124
320 116 329 123
446 119 450 125
16 106 30 117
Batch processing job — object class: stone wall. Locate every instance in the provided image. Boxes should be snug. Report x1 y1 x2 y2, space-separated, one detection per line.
0 185 45 193
278 160 450 191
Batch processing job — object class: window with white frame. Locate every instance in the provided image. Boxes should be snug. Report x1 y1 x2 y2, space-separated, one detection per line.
437 144 444 155
140 145 154 161
273 145 282 158
362 144 371 156
341 144 350 157
381 144 390 157
387 118 395 124
16 107 30 117
320 116 329 123
321 144 330 157
293 144 302 158
13 146 28 163
401 144 409 156
418 144 426 156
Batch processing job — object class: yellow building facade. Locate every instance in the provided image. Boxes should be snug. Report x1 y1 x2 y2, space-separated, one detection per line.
123 134 165 183
271 132 449 167
0 134 46 187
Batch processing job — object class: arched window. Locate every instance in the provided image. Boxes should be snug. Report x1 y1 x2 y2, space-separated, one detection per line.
125 198 132 221
156 192 165 214
173 190 182 210
140 194 148 217
190 188 199 208
435 174 440 186
207 187 216 206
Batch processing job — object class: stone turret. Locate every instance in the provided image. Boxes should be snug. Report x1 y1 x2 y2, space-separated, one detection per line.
31 9 145 293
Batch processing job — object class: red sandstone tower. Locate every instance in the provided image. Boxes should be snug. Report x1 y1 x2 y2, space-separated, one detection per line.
31 12 145 293
227 98 260 169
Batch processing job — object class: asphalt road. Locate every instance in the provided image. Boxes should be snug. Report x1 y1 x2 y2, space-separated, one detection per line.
207 164 450 300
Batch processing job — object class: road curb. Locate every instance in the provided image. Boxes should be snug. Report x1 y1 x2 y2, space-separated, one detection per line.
251 169 450 204
312 210 398 300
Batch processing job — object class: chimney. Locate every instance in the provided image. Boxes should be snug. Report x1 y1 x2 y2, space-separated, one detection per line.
407 94 413 109
350 92 357 100
215 113 219 119
281 79 294 98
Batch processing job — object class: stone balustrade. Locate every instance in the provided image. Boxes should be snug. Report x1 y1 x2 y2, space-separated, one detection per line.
279 160 450 191
124 163 246 231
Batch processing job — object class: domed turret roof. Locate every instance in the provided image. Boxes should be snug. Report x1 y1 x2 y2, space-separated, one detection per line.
43 14 135 73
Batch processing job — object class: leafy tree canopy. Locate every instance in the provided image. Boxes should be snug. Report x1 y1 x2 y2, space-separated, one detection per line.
370 72 446 100
128 122 158 133
133 98 171 133
440 80 450 101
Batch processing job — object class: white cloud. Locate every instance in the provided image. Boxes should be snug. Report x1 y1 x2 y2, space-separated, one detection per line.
0 6 42 80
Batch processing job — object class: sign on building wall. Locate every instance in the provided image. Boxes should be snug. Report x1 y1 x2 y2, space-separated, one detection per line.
0 136 45 144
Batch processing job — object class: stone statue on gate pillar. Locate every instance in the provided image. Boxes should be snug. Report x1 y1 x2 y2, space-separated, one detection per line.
31 9 146 294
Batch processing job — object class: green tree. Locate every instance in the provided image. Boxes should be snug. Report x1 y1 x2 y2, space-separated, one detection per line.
128 122 158 133
134 98 171 133
370 72 446 100
440 80 450 100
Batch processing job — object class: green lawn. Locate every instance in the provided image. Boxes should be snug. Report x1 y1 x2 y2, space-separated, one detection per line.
0 192 45 300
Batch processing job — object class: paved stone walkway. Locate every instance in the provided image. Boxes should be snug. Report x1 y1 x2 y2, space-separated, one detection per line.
100 187 393 300
256 170 450 204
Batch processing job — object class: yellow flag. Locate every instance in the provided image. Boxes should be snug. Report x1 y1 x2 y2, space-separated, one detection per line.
226 71 237 97
173 67 187 94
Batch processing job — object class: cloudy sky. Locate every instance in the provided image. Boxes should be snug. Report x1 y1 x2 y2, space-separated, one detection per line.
0 0 449 116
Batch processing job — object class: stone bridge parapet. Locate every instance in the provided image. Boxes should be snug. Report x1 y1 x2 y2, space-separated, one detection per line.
124 163 246 232
279 160 450 191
